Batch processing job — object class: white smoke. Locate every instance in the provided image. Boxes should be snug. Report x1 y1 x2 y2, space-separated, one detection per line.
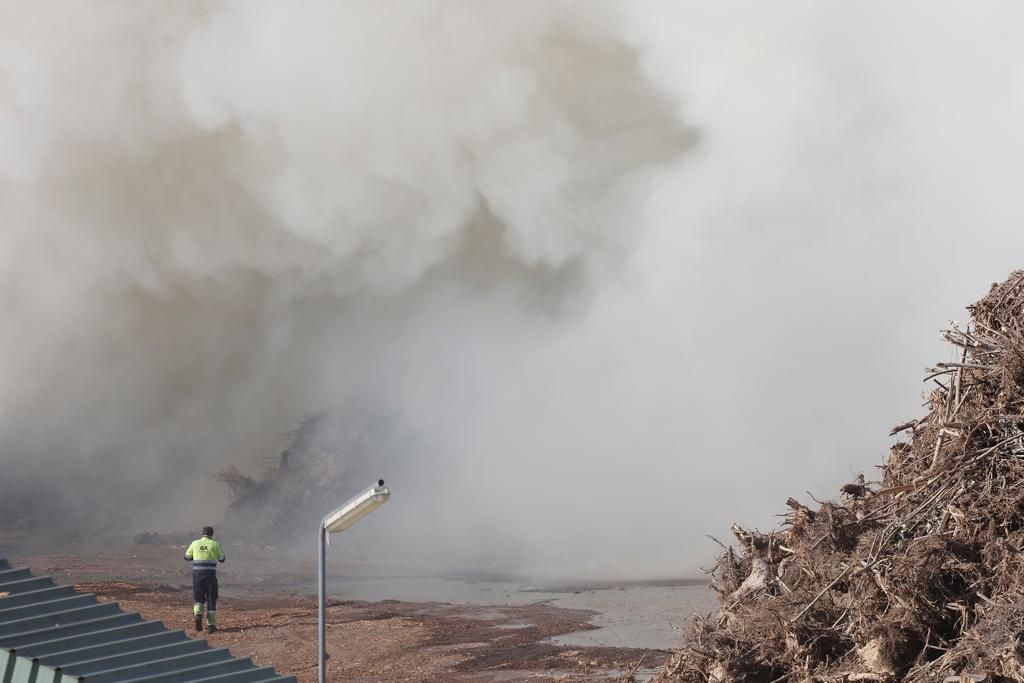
3 1 1024 577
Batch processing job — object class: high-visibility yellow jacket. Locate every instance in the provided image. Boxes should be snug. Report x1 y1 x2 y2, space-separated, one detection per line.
184 536 226 572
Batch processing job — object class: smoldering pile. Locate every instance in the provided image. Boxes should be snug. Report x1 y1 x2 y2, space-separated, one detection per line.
663 271 1024 682
215 411 390 541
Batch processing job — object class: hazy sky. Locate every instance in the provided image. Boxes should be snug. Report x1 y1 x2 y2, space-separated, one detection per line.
2 2 1024 577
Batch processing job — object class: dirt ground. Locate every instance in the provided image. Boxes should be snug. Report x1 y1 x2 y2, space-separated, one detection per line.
2 539 672 682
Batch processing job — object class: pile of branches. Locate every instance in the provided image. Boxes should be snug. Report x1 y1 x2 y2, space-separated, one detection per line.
664 271 1024 683
217 412 374 540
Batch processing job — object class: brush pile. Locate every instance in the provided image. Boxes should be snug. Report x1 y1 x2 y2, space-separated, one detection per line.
664 271 1024 682
217 412 376 539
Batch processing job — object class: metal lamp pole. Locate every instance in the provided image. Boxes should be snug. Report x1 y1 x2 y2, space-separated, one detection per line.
318 479 391 683
317 524 328 683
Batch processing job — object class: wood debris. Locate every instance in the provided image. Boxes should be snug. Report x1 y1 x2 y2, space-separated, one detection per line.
662 270 1024 682
215 411 388 541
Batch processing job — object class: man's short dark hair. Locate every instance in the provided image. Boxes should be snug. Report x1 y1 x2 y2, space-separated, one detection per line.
202 526 214 537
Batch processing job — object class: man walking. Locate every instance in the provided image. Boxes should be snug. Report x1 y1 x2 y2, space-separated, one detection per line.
184 526 226 633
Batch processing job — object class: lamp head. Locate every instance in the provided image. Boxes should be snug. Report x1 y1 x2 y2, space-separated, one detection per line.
323 480 391 534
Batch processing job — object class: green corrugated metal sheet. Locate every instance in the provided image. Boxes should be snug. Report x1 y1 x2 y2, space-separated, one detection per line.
0 560 295 683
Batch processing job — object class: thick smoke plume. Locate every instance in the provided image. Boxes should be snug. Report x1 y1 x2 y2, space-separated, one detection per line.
3 2 1024 578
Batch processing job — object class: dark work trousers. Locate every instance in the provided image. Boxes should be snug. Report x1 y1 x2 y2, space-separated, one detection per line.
192 571 219 611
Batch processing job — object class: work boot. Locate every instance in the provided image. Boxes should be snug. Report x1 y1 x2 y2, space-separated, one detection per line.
206 624 218 634
194 615 203 632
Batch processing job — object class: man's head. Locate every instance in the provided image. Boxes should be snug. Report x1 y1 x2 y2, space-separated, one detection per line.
202 526 214 538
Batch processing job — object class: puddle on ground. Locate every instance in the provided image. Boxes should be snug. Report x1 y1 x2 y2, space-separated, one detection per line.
544 583 716 650
324 573 718 651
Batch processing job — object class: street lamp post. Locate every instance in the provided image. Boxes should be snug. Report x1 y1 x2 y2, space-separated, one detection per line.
318 479 391 683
